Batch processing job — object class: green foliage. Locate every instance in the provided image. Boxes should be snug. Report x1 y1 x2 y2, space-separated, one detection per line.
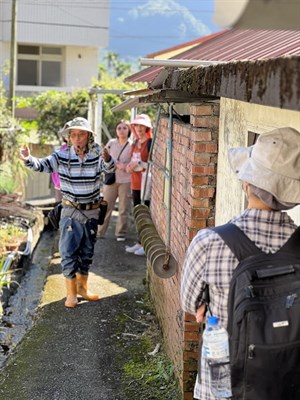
18 89 90 143
92 54 156 143
103 51 133 78
116 293 181 400
0 78 25 185
0 255 19 292
12 53 156 146
0 163 18 194
0 78 16 131
122 346 181 400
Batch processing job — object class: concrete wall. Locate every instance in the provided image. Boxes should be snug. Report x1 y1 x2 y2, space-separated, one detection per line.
1 43 99 94
0 0 109 47
24 143 55 201
0 0 106 93
149 102 219 399
64 46 99 88
216 98 300 225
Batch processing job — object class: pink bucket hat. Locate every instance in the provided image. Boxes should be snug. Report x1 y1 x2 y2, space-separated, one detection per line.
130 114 153 140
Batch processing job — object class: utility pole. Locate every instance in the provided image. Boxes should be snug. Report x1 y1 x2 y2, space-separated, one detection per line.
8 0 17 117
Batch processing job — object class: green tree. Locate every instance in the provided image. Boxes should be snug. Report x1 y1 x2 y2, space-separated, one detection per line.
17 89 90 143
103 51 132 78
15 53 155 145
93 54 156 143
0 77 26 194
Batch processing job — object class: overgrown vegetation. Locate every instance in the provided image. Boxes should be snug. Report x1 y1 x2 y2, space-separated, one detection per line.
15 53 155 145
0 53 155 193
0 77 26 194
117 293 182 400
17 89 91 143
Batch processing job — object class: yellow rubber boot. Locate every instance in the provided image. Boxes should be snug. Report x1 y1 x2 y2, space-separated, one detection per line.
65 278 78 308
76 274 99 301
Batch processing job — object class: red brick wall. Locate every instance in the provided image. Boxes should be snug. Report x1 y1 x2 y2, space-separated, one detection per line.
148 102 219 399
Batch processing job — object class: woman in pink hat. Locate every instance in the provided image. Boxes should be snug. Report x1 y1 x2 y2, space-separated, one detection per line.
125 113 153 256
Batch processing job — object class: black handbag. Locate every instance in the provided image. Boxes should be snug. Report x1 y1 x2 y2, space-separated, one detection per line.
103 141 129 185
98 200 108 225
104 172 115 185
48 203 62 230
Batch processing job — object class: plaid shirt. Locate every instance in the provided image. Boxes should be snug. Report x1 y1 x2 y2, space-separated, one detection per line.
181 208 298 400
25 145 115 203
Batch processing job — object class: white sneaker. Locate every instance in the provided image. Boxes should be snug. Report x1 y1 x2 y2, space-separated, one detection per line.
134 246 145 256
125 243 141 253
116 236 126 242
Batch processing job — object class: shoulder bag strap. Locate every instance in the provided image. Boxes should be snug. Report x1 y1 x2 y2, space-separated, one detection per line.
278 226 300 256
117 141 129 161
212 223 263 261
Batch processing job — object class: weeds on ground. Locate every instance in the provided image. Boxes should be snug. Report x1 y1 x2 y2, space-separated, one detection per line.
117 293 182 400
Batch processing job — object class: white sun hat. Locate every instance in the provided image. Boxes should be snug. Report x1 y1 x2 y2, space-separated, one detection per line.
228 127 300 204
63 117 94 134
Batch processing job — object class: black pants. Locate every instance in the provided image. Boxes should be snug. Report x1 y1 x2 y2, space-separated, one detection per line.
132 190 150 208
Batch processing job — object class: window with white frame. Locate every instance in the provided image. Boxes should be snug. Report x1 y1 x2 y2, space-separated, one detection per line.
17 45 63 87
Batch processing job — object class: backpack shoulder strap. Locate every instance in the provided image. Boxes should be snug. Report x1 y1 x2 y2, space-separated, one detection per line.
212 223 263 261
278 226 300 255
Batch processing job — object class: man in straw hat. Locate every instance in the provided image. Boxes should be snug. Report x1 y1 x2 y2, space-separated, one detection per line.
20 117 115 308
181 127 300 400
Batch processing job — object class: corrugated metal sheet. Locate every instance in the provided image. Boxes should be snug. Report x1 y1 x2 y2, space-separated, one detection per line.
126 29 300 83
146 31 224 59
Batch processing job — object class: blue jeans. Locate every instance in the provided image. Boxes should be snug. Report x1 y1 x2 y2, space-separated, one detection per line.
59 217 98 279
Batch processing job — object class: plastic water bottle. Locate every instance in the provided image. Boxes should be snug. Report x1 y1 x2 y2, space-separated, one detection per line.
202 316 232 398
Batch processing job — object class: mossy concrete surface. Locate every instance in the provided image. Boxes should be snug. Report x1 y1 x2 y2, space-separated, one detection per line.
0 212 181 400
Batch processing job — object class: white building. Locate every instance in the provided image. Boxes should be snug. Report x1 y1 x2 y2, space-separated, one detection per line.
0 0 109 96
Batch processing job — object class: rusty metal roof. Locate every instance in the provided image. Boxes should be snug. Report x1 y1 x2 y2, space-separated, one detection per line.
125 29 300 84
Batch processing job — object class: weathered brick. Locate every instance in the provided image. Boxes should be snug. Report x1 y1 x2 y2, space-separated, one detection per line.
148 108 219 400
184 321 199 332
191 115 219 128
183 351 199 361
191 175 209 186
189 219 207 230
190 208 212 219
191 165 215 175
190 129 212 142
191 186 215 198
184 331 200 341
190 104 214 115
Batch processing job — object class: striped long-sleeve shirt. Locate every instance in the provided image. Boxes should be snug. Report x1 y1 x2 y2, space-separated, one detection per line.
181 208 298 400
25 144 115 203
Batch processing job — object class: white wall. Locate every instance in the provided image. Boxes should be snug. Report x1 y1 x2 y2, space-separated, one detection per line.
15 45 99 93
65 46 99 87
0 0 109 47
216 98 300 225
0 0 108 93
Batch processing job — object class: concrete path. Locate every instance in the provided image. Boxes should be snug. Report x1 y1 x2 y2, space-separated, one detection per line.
0 212 149 400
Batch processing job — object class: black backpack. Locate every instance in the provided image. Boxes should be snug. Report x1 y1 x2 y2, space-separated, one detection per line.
212 223 300 400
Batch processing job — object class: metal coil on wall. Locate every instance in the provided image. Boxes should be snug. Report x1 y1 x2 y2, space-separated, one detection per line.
133 204 177 279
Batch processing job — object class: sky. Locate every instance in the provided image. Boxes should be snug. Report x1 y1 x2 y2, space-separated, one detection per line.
107 0 220 63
